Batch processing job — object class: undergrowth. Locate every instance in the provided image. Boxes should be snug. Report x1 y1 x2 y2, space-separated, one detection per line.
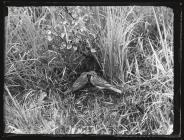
4 6 173 135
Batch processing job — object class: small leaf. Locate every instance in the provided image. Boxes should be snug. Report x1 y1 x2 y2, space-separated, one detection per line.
73 13 78 19
60 33 65 38
60 42 66 49
67 44 72 49
39 92 47 102
47 30 52 35
63 21 67 25
80 27 86 32
73 46 78 51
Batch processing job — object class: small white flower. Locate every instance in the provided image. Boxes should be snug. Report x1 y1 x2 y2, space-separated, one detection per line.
90 48 96 53
63 21 67 25
47 35 53 41
47 30 52 35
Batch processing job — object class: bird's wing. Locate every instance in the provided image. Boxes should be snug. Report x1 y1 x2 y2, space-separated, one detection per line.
90 74 122 94
107 86 122 94
72 72 88 91
90 74 110 86
63 72 88 94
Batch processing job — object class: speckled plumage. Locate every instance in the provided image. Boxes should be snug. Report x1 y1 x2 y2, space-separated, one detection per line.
64 71 122 94
64 72 89 94
88 71 122 94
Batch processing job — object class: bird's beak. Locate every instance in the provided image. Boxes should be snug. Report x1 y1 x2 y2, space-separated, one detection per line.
87 74 91 79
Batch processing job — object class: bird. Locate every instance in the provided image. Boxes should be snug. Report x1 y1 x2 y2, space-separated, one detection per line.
63 72 89 94
88 71 122 94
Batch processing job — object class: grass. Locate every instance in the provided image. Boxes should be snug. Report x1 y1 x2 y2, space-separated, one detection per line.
4 6 173 135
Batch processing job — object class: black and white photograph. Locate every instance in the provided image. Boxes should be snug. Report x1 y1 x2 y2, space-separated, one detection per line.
3 6 175 135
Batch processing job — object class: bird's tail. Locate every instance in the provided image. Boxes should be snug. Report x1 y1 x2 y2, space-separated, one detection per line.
108 86 122 94
63 89 72 95
96 83 123 94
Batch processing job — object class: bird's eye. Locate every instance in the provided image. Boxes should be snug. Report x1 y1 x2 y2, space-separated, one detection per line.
91 71 95 74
